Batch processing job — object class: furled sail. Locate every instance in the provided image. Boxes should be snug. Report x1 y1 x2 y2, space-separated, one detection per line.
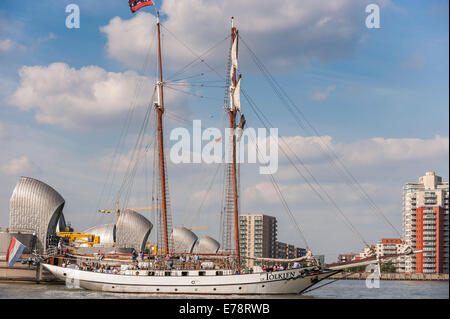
229 32 241 112
232 76 241 112
231 35 238 72
229 77 241 112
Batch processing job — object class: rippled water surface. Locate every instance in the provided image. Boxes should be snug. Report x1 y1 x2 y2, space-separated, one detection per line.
0 280 448 299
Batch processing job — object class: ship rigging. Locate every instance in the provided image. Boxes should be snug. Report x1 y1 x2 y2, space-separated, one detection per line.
41 3 417 295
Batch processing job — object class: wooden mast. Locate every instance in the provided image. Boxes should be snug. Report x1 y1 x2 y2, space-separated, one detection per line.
156 11 169 256
229 17 241 270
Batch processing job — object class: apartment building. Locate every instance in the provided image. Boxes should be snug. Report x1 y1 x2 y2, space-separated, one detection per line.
239 214 309 267
337 253 357 263
239 214 277 267
375 238 405 272
295 247 307 258
403 172 449 274
275 242 307 259
375 238 402 255
275 241 294 259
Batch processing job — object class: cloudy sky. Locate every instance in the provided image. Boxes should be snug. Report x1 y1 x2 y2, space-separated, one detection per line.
0 0 448 261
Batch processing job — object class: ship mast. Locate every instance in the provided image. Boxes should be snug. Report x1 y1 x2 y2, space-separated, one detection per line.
156 11 169 256
229 17 241 269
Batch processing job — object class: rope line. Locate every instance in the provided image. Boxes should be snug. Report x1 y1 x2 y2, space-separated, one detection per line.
240 35 400 240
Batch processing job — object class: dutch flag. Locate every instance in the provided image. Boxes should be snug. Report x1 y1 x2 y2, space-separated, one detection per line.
6 237 26 268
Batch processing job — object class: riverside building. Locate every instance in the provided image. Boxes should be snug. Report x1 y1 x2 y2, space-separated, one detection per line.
239 214 277 267
403 172 449 274
375 238 405 272
337 253 357 263
275 242 307 259
238 213 311 267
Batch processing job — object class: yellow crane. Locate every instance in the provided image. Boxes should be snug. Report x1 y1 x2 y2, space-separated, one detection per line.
56 232 100 247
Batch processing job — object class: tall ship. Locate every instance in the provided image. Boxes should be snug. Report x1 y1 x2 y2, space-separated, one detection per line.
41 1 414 295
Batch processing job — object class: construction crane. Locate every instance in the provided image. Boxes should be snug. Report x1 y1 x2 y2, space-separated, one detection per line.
98 206 160 214
145 243 161 254
179 223 209 231
57 232 100 247
98 204 160 224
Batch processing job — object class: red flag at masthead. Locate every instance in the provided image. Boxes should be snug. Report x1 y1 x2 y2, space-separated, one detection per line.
129 0 154 13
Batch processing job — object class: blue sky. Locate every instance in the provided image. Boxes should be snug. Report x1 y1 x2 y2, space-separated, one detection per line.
0 0 448 260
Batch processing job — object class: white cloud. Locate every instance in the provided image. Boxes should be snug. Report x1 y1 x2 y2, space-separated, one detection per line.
100 0 391 70
0 38 26 54
310 85 336 101
340 135 449 165
277 135 448 168
244 134 448 223
7 62 187 129
1 156 41 176
0 39 14 52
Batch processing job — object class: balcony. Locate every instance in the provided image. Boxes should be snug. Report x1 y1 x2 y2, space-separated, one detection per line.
423 241 436 247
423 269 436 274
423 220 436 225
423 237 436 241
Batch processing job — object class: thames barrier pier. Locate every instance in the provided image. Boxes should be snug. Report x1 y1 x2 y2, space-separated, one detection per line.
0 176 223 284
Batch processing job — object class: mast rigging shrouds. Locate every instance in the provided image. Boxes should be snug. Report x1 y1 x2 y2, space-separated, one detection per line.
156 11 170 256
227 17 242 268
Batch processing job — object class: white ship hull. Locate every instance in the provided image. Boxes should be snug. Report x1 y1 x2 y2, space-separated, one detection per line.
43 264 338 295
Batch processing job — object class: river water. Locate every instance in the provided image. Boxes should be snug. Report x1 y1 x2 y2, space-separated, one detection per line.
0 279 448 299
